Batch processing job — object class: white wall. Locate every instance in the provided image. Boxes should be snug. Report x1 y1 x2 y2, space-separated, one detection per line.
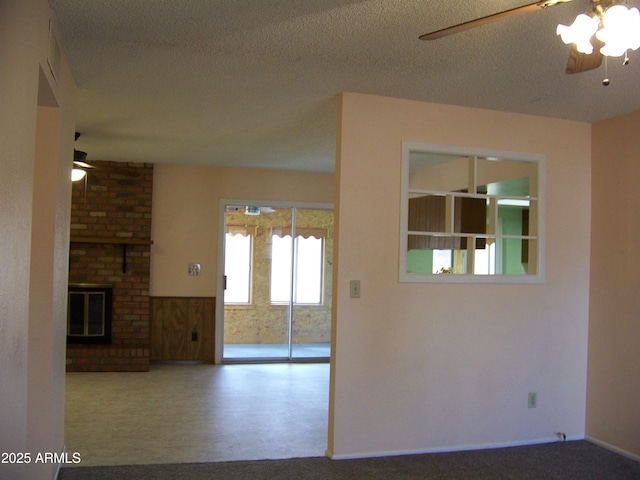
0 2 76 479
150 165 334 297
329 93 592 458
587 109 640 459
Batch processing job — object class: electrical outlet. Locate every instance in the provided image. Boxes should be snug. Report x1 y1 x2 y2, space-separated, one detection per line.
350 280 361 298
528 392 537 409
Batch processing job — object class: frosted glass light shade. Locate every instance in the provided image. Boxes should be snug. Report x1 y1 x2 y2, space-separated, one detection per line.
596 5 640 57
557 13 599 54
71 168 86 181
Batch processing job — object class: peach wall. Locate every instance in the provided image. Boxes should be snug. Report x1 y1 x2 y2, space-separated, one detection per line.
587 110 640 459
0 2 76 479
150 165 334 297
329 93 592 458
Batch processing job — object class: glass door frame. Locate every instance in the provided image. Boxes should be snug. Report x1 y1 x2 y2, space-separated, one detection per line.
215 199 333 364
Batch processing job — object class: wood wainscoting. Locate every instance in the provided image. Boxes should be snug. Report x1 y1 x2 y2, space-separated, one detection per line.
150 297 215 362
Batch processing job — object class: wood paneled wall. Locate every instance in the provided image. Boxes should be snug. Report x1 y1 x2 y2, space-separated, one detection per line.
150 297 215 362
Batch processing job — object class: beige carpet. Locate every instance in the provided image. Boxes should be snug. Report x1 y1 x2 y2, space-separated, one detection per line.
59 441 640 480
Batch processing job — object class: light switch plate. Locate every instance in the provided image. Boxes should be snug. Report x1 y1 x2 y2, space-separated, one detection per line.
350 280 361 298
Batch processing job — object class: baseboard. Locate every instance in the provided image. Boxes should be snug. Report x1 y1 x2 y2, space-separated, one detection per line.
327 436 581 460
586 436 640 462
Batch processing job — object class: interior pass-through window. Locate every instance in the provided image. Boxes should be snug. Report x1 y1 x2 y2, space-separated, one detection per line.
400 142 545 284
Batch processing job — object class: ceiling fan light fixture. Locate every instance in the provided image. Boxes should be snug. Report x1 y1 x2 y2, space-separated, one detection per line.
557 13 599 54
71 168 87 182
595 5 640 57
245 205 260 216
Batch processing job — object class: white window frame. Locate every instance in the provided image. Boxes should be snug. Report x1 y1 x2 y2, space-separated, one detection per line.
399 142 545 284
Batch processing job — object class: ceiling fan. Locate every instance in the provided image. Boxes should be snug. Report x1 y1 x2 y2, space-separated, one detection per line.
226 205 276 216
419 0 639 75
72 132 139 181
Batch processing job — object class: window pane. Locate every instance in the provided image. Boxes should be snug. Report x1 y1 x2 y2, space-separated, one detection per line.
68 293 85 335
474 242 496 275
432 249 453 274
271 235 323 304
87 293 105 335
294 236 322 304
225 233 252 303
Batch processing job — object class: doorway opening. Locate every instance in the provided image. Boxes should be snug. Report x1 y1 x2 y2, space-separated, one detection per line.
217 201 333 362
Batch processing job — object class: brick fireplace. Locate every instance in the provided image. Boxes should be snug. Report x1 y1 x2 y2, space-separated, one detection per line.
67 161 153 372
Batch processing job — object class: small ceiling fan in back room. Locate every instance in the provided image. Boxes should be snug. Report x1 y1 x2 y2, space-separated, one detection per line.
419 0 640 82
72 132 139 181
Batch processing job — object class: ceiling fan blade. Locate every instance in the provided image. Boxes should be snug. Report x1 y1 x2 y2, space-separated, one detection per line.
419 0 574 41
73 160 95 169
565 40 604 74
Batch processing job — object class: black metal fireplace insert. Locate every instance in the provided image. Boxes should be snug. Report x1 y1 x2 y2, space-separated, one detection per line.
67 283 113 344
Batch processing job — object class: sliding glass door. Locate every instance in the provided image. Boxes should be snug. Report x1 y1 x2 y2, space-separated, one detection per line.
221 203 332 361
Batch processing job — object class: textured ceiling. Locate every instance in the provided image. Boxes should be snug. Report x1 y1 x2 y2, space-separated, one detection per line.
49 0 640 173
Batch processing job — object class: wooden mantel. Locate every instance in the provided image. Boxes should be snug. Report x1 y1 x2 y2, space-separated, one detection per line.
70 236 153 273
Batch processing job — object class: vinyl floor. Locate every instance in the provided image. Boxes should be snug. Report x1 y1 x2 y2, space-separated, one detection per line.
64 363 330 467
